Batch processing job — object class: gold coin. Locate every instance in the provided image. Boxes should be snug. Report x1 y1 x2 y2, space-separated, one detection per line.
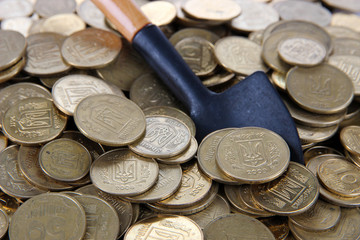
296 123 339 143
340 125 360 156
0 0 33 20
204 213 275 240
325 26 360 40
271 71 286 91
303 145 343 165
286 64 354 114
0 57 26 84
169 27 220 46
129 115 191 158
238 184 271 213
216 127 290 184
24 32 71 76
124 215 203 240
34 0 76 18
9 192 86 240
40 13 86 36
289 199 341 231
39 138 92 182
74 94 146 146
331 37 360 57
61 28 122 69
331 12 360 33
2 97 67 145
156 136 197 165
90 149 159 196
0 192 21 217
258 216 289 240
0 30 26 71
73 195 120 240
251 162 319 215
0 208 8 239
248 29 264 46
215 36 268 76
140 1 176 26
202 70 235 88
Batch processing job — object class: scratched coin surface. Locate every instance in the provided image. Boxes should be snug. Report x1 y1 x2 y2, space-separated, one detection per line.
0 208 8 239
2 97 67 145
52 74 115 116
216 127 290 184
34 0 76 18
74 94 146 146
0 30 26 71
73 195 120 240
9 193 86 240
251 162 319 215
340 125 360 155
0 0 33 20
130 115 191 158
39 138 92 182
90 149 159 196
61 28 122 69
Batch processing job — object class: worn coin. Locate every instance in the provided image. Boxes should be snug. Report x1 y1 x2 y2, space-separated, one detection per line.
76 0 111 31
340 125 360 156
40 13 86 36
0 57 26 84
271 71 286 91
331 12 360 33
323 0 360 13
1 16 33 37
0 132 7 152
202 70 235 88
259 216 289 240
0 193 21 217
0 0 33 20
156 136 197 165
141 1 176 26
0 30 26 71
169 28 219 46
9 192 86 240
238 184 270 213
303 145 343 165
331 37 360 57
75 184 99 196
325 26 360 40
0 208 8 239
296 123 339 143
34 0 76 18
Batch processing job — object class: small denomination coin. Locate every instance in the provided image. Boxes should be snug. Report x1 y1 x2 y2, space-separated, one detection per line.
216 127 290 184
24 32 71 76
204 213 275 240
52 74 115 116
169 28 219 46
202 70 235 88
1 16 33 37
76 0 111 30
0 30 26 71
34 0 76 18
40 13 86 36
0 132 7 152
331 37 360 57
141 1 176 26
286 64 354 114
259 216 289 240
90 149 159 196
124 215 203 240
0 208 9 239
325 26 360 40
296 123 339 143
0 193 21 217
61 28 122 69
9 193 86 240
303 145 342 165
341 126 360 156
2 97 67 145
215 36 267 76
0 0 33 20
39 138 92 182
0 57 26 84
74 94 146 146
129 115 191 158
73 195 120 240
156 136 197 165
331 13 360 33
251 162 319 215
75 184 99 196
289 199 341 231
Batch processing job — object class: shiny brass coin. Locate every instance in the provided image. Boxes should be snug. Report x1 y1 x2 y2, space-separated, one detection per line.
76 0 111 31
331 12 360 33
0 132 7 152
289 207 360 240
215 36 267 76
204 213 275 240
74 94 146 146
271 71 286 91
2 97 67 145
216 127 290 184
0 208 8 239
1 16 33 37
182 0 241 21
286 64 354 114
154 162 212 208
202 70 235 88
238 184 270 213
52 74 115 116
0 30 26 71
0 0 33 20
301 141 317 151
289 199 341 231
345 150 360 169
296 123 339 143
140 1 176 26
61 28 122 69
259 216 289 240
73 195 120 240
18 145 73 191
124 214 203 240
40 13 86 36
169 28 219 46
39 138 92 182
90 149 159 196
325 26 360 40
0 57 26 84
129 115 191 158
0 192 21 217
24 32 71 76
318 158 360 197
340 125 360 156
175 37 217 76
303 145 343 165
331 37 360 57
34 0 76 18
156 136 197 165
9 192 86 240
251 162 319 215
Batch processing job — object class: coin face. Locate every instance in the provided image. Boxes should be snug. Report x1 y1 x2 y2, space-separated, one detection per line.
40 13 86 36
296 123 339 143
76 0 111 30
34 0 76 18
2 97 67 145
141 1 176 26
90 149 159 196
74 94 146 146
9 193 86 240
156 136 197 165
216 127 290 184
169 28 219 46
0 30 26 71
341 126 360 155
0 0 33 20
129 115 191 158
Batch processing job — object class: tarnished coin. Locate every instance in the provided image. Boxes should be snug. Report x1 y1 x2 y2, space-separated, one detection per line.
340 125 360 156
286 64 354 114
0 132 7 152
39 138 91 182
204 214 275 240
61 28 122 69
74 94 146 146
0 30 26 71
129 115 191 158
76 0 111 30
251 162 319 215
169 28 219 46
271 71 286 91
259 216 289 240
73 195 119 240
2 97 67 145
216 127 290 184
156 136 197 165
0 57 26 84
90 149 159 196
331 37 360 57
0 0 33 20
124 215 203 240
0 192 21 217
303 145 343 165
9 193 86 240
52 74 115 116
296 123 339 143
289 199 341 231
75 184 99 196
325 26 360 40
215 36 267 76
24 32 71 76
126 164 182 203
141 1 176 26
0 208 8 239
40 13 86 36
238 184 269 213
202 70 235 88
34 0 76 18
1 16 33 37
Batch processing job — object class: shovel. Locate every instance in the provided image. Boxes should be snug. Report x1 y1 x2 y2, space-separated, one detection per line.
92 0 304 164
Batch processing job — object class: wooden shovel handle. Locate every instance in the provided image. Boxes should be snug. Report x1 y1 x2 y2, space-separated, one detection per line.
92 0 151 42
